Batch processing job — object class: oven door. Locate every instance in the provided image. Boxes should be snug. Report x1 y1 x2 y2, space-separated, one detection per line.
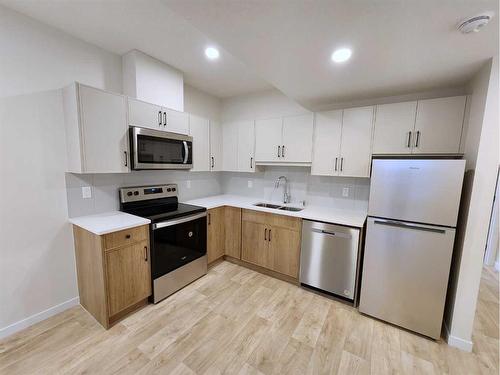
151 212 207 281
130 127 193 170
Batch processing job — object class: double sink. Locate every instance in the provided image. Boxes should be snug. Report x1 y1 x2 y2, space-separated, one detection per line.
254 203 303 212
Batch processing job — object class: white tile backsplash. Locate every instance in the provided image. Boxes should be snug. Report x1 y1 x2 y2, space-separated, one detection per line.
65 167 369 218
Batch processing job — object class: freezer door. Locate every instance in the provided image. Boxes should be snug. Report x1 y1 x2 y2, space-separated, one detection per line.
369 159 465 227
359 217 455 339
300 220 360 300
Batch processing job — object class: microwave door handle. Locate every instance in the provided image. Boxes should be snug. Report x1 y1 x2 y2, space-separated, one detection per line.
183 141 189 164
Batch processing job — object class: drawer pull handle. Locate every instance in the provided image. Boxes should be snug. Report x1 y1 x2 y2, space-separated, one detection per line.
144 246 148 261
125 234 131 239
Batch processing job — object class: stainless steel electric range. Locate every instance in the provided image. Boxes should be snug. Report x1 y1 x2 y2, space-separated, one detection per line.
119 184 207 303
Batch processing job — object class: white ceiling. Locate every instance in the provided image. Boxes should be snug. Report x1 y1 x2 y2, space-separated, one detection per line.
163 0 498 109
2 0 498 108
0 0 272 98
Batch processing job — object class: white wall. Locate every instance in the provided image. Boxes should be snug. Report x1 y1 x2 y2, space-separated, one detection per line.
445 57 499 351
0 5 123 337
0 5 122 98
184 84 222 121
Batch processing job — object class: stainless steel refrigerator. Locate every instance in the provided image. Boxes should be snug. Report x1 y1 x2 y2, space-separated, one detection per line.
359 159 466 339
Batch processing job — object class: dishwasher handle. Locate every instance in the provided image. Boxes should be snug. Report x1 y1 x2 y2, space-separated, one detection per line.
311 228 352 239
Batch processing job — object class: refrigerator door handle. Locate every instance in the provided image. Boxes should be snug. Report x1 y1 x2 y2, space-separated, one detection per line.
373 219 446 234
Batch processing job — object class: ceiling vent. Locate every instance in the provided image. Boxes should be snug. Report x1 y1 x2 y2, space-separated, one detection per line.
458 12 494 33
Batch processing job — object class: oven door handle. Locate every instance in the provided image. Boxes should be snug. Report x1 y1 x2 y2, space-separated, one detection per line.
183 141 189 164
152 212 206 230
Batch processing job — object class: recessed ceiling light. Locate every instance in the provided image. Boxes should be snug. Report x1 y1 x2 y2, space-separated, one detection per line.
331 48 352 63
205 47 220 60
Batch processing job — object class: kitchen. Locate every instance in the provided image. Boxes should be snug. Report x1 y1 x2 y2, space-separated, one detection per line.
0 1 498 374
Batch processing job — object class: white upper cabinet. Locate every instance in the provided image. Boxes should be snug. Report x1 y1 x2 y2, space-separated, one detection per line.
413 96 466 154
189 114 210 172
311 110 342 176
373 101 417 154
222 121 239 172
340 106 374 177
255 117 282 162
127 98 189 135
165 108 189 135
63 83 129 174
209 120 223 171
128 98 163 131
282 113 314 163
237 120 256 172
254 113 313 164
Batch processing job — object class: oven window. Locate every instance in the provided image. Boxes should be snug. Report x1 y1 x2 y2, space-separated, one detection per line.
137 135 186 164
151 216 207 279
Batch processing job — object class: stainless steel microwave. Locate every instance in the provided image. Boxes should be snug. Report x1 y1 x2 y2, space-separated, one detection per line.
129 127 193 170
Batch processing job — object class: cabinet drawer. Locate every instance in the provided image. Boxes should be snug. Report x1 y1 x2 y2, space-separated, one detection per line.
242 209 301 231
104 225 148 250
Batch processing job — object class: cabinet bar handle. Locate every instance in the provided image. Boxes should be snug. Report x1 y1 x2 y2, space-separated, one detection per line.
268 229 271 242
264 228 267 241
144 246 148 261
340 157 344 172
211 156 215 168
125 234 131 239
334 157 338 171
278 145 281 158
208 213 211 225
250 157 253 169
124 151 128 167
158 111 162 126
282 145 285 158
415 130 420 148
163 112 167 126
407 131 412 148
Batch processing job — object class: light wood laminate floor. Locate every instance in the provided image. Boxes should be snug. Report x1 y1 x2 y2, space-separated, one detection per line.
0 261 498 374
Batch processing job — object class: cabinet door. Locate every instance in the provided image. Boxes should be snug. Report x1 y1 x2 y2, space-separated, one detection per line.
241 221 270 268
311 110 342 176
165 108 189 135
224 207 242 259
128 98 163 130
373 101 416 154
105 240 151 317
340 106 374 177
79 85 129 173
207 207 225 264
413 96 466 154
282 113 314 162
255 117 282 162
237 120 256 172
269 226 301 278
189 115 210 171
222 121 239 171
210 120 223 171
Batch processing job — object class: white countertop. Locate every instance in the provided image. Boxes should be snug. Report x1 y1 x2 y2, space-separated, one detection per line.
69 211 151 235
184 195 367 228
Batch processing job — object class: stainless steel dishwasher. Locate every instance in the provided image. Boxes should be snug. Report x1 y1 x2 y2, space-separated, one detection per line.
300 220 361 302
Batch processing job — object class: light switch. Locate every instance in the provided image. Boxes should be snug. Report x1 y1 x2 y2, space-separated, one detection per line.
186 180 191 189
82 186 92 199
247 180 253 188
342 187 349 197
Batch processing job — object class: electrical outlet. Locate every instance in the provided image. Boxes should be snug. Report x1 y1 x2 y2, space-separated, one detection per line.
82 186 92 199
186 180 191 189
247 180 253 188
342 187 349 197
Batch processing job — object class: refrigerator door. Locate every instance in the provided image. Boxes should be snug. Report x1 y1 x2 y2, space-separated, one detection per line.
359 217 456 339
368 159 465 227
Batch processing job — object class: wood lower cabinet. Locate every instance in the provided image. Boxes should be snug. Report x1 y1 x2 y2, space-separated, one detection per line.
224 206 242 259
241 209 301 278
207 207 225 264
73 224 151 328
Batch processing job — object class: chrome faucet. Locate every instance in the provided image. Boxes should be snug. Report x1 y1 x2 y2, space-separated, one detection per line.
275 176 290 204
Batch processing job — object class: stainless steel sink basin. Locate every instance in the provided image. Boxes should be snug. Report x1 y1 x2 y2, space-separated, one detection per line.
278 206 303 212
254 203 282 209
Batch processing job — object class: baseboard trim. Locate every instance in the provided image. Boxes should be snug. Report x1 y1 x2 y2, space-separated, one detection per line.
0 297 80 340
444 322 473 352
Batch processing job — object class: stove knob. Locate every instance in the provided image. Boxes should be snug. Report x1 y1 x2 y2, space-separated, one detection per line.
172 187 176 192
127 192 133 197
167 188 172 192
133 191 139 196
